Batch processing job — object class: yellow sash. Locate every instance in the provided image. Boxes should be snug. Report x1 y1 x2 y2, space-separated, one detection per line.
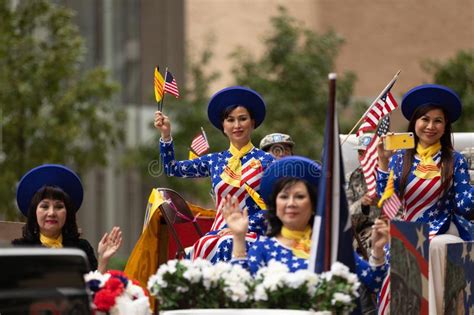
281 226 312 259
220 142 254 187
413 142 441 179
40 233 63 248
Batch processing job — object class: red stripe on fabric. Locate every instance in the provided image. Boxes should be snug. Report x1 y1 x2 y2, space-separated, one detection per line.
378 275 390 315
405 177 440 216
405 184 442 221
193 234 219 259
404 177 426 201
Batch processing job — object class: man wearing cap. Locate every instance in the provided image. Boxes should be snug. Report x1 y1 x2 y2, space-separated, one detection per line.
259 133 294 159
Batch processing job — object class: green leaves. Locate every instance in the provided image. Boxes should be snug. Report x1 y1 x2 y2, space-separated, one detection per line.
0 0 123 219
422 50 474 132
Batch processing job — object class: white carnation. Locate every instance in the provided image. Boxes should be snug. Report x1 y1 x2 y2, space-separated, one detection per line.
331 292 353 305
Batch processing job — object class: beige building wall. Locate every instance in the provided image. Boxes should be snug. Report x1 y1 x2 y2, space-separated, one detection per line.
185 0 474 99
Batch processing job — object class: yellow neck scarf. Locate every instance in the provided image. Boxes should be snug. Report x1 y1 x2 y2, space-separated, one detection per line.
40 233 63 248
220 142 254 187
281 226 312 259
414 141 441 179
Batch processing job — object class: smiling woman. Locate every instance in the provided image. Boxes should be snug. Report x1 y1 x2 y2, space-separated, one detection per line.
376 84 474 314
154 86 275 263
12 164 122 273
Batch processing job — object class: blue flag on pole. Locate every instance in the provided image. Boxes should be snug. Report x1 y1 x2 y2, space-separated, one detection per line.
309 73 357 275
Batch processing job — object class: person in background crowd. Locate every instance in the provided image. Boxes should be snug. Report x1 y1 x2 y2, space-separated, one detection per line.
259 132 294 159
224 156 389 299
347 134 381 255
376 84 474 314
155 86 275 263
12 164 122 273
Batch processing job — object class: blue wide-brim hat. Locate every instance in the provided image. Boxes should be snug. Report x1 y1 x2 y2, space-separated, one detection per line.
259 156 321 205
207 86 266 130
401 84 462 122
16 164 84 216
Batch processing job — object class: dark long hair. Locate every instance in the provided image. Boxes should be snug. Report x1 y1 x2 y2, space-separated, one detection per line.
21 186 80 242
266 178 318 237
399 105 454 199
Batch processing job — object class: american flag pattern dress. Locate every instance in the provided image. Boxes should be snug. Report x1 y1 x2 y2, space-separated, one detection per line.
375 149 474 314
232 236 388 293
376 150 473 240
160 139 275 263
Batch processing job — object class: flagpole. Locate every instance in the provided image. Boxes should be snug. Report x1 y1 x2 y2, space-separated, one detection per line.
323 73 337 271
341 70 401 145
200 127 208 144
159 67 169 112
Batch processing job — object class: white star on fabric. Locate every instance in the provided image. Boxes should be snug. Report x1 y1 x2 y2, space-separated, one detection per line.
416 226 426 257
461 243 469 261
271 251 277 257
465 281 471 302
249 256 256 262
281 257 288 263
292 262 300 268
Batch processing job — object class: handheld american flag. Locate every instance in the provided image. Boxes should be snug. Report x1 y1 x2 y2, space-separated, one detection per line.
377 170 401 219
164 71 180 98
309 73 356 276
356 91 398 137
190 128 210 156
359 115 390 197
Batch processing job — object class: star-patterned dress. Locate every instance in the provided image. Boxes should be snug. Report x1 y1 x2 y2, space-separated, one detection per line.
232 236 388 293
160 139 275 262
376 150 474 241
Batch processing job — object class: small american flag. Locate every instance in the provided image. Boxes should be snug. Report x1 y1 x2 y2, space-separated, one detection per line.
190 128 209 156
383 193 401 219
378 170 401 219
359 115 390 196
164 71 179 98
357 91 398 136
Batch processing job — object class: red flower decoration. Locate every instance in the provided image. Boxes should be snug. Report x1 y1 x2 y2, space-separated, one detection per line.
104 277 125 295
94 289 118 311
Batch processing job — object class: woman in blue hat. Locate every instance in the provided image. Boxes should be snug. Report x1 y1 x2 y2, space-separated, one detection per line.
12 164 123 273
223 156 389 296
154 86 275 263
376 84 473 314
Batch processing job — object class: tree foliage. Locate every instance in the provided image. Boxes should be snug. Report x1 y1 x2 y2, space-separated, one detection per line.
231 6 357 158
422 50 474 131
0 0 124 218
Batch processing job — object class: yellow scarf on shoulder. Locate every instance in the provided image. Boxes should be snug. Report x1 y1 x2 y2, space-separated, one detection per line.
220 142 254 187
414 141 441 179
40 233 63 248
281 226 312 259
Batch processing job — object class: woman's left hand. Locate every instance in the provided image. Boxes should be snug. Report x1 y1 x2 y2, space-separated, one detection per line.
98 226 123 262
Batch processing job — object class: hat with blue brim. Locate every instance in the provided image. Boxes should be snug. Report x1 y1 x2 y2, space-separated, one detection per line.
207 86 266 131
401 84 462 122
16 164 84 216
259 156 321 205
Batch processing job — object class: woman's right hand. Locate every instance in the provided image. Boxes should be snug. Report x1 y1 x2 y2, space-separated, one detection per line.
154 111 171 140
377 136 394 171
222 195 248 237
